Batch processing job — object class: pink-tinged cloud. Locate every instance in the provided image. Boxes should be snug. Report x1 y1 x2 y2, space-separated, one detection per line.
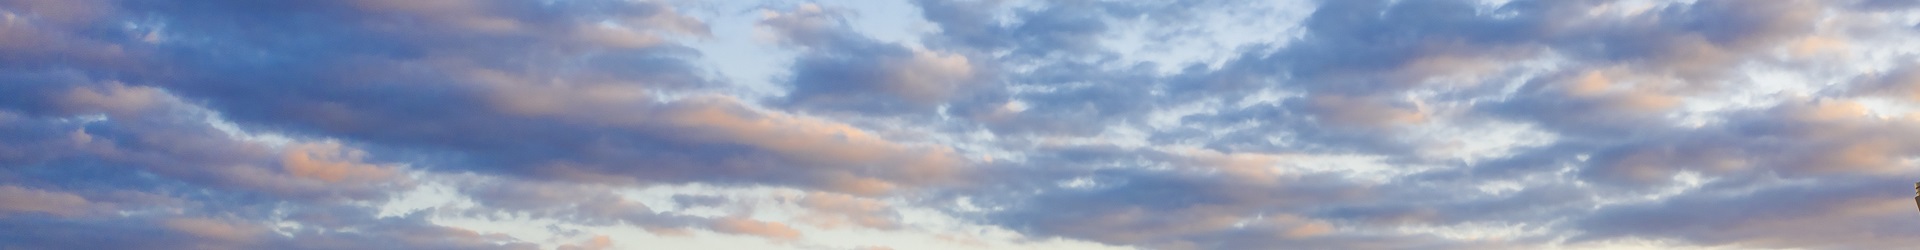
2 0 1919 249
0 186 91 217
708 217 803 241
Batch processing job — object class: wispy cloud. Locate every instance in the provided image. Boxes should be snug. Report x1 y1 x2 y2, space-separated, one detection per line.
1 0 1917 249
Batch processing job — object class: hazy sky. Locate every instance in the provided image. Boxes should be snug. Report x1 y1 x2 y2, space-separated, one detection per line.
3 0 1920 249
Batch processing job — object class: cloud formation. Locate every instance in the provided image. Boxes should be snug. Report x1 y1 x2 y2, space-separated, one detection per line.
2 0 1919 249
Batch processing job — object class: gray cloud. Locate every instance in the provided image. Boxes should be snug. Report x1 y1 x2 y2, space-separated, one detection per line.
3 0 966 196
929 0 1920 249
4 0 1920 249
0 210 539 250
763 4 986 115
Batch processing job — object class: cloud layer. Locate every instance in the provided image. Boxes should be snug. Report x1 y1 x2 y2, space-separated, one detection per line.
2 0 1919 249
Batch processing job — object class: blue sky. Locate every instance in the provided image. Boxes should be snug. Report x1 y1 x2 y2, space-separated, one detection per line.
3 0 1920 249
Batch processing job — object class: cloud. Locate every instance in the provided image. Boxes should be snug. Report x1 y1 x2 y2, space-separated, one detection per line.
763 3 983 115
1300 94 1429 127
3 0 1919 249
1853 63 1920 101
558 235 615 250
708 217 803 241
163 218 268 245
0 0 971 197
797 191 900 230
0 78 409 202
0 185 92 217
280 141 400 184
1575 178 1920 249
0 206 540 250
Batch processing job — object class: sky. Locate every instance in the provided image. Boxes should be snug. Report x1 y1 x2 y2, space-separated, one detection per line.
2 0 1920 249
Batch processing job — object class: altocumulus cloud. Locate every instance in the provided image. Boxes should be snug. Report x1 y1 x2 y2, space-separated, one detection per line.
2 0 1919 249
